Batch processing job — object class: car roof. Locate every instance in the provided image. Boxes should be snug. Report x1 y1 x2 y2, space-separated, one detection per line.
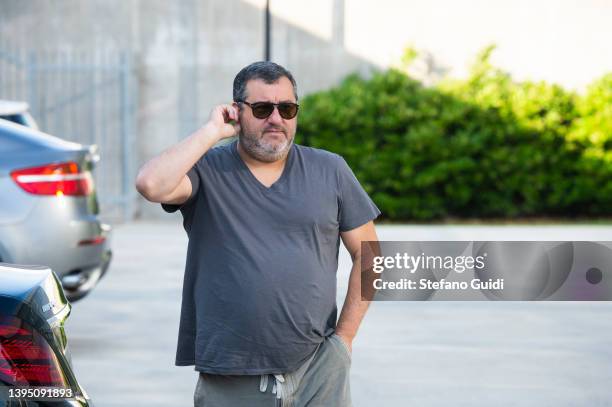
0 100 30 116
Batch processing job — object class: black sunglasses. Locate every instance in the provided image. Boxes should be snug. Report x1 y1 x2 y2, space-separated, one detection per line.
238 101 299 120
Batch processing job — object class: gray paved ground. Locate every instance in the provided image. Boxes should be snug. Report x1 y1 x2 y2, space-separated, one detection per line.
66 221 612 406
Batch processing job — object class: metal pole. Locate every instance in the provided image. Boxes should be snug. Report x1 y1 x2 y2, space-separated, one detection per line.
264 0 271 61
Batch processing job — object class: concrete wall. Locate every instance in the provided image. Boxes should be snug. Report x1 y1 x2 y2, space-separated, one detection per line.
1 0 611 219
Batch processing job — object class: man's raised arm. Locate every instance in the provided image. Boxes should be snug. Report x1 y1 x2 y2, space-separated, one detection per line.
135 104 240 204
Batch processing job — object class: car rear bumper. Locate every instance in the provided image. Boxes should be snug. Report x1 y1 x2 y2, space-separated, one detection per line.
60 223 112 301
61 247 112 301
0 194 113 301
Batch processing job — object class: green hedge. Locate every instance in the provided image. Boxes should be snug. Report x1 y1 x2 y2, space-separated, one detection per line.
296 46 612 220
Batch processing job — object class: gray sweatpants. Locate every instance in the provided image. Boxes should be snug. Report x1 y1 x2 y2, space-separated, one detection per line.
194 333 352 407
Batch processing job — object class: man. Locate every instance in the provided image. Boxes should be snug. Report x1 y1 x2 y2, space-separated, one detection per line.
135 61 380 406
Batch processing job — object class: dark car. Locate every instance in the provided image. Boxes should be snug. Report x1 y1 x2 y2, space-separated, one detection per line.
0 263 92 405
0 118 112 302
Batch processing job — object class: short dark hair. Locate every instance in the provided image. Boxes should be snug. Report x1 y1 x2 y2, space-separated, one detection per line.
233 61 298 102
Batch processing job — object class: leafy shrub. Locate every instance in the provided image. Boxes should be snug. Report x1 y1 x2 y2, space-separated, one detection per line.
296 46 612 220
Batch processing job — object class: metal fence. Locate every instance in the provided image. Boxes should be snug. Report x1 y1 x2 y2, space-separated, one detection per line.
0 42 138 222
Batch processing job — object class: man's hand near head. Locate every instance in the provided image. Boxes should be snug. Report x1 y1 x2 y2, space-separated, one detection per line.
205 104 241 140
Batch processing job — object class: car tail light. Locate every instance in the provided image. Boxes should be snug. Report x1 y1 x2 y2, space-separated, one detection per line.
0 317 66 387
10 162 93 196
78 236 106 246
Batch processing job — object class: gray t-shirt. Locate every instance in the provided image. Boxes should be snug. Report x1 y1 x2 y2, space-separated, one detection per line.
162 139 380 375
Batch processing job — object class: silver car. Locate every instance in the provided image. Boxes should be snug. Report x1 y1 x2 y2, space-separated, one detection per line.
0 117 112 302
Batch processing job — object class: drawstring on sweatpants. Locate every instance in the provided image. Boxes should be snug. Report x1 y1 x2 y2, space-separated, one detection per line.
259 374 269 393
260 374 287 403
258 342 321 407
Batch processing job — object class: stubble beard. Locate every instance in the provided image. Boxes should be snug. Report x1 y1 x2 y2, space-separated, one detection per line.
239 128 294 163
